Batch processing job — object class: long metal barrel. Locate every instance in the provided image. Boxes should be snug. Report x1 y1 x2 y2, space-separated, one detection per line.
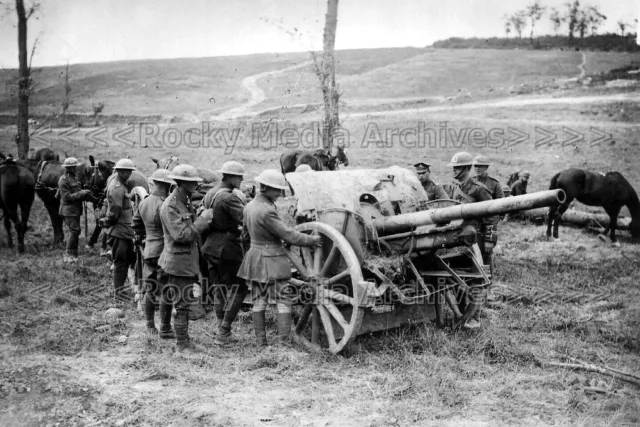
373 189 566 235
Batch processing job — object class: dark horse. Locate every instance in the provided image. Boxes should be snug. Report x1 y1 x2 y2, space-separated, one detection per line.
0 159 35 252
547 168 640 246
279 145 349 175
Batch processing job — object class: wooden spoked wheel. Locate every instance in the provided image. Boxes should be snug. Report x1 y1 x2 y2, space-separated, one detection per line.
286 222 365 354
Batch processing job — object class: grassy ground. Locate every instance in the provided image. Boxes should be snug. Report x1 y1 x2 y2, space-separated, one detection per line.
1 48 640 426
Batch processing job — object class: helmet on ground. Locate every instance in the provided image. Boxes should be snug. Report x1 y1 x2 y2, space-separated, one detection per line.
295 164 313 173
219 161 246 176
255 169 288 190
521 171 531 178
114 158 135 170
413 162 431 172
62 157 79 168
168 164 203 182
447 152 474 167
149 169 174 184
473 155 491 167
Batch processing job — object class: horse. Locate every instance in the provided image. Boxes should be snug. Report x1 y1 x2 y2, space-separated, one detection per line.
0 159 35 252
29 147 60 162
279 145 348 175
546 168 640 246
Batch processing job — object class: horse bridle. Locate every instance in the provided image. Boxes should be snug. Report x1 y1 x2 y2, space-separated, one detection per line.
164 157 177 170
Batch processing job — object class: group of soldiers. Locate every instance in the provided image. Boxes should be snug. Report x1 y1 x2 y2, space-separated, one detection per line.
57 157 320 354
56 152 532 350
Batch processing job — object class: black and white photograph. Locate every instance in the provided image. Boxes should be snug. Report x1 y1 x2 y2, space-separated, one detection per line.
1 0 639 425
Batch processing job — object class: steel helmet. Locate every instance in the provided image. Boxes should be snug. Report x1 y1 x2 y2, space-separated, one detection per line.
447 152 474 167
219 161 246 176
521 171 531 178
62 157 79 168
295 164 313 173
168 164 203 182
255 169 288 190
473 155 491 167
149 169 174 184
114 158 135 170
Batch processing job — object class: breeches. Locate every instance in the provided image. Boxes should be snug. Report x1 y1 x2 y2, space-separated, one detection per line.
250 281 296 313
63 216 81 256
157 270 196 312
206 257 248 308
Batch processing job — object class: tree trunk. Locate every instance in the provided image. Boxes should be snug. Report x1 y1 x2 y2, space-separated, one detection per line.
321 0 339 151
16 0 30 160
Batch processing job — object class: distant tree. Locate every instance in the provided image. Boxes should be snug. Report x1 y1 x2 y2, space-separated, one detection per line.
526 0 546 42
61 61 71 122
586 5 606 36
509 11 527 39
503 15 512 38
564 0 581 46
617 20 627 37
549 8 565 35
92 101 105 125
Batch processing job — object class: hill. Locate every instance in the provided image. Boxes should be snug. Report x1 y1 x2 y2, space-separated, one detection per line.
432 34 640 52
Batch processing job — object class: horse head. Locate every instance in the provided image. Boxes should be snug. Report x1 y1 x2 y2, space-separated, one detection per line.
152 156 180 170
328 145 348 170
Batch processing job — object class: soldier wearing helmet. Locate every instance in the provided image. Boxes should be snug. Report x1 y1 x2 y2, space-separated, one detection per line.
447 152 495 329
295 164 313 173
200 161 249 345
57 157 92 263
99 158 137 302
157 164 214 355
414 162 447 201
473 155 504 200
238 169 322 348
132 169 175 338
510 171 530 196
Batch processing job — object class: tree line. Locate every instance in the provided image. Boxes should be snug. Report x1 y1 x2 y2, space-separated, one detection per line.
503 0 637 47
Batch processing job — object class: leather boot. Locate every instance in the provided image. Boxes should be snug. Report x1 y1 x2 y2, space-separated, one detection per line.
113 264 131 303
214 292 245 345
252 311 267 348
276 312 293 344
174 308 190 348
158 301 175 339
144 292 157 334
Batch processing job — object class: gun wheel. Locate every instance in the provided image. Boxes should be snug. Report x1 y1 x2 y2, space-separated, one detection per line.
286 222 365 354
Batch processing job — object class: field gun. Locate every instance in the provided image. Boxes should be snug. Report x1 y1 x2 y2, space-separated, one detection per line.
281 167 566 353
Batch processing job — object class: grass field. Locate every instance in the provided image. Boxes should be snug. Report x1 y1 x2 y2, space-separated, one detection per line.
1 47 640 426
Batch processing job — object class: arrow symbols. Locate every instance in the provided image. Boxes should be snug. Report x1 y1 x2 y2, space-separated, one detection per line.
506 127 528 147
589 127 612 146
86 126 108 147
561 127 584 148
113 124 136 147
58 126 79 147
534 126 557 147
30 125 52 147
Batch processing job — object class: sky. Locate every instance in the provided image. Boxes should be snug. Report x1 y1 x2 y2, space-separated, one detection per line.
0 0 638 68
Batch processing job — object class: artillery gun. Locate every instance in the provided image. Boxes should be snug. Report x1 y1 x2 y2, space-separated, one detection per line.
281 166 565 353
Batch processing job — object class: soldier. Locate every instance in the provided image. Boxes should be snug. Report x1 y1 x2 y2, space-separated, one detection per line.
98 159 137 302
510 171 530 196
295 164 313 173
238 169 322 348
472 155 504 200
414 162 447 201
158 164 213 354
132 169 175 337
447 151 496 329
57 157 92 263
201 161 248 345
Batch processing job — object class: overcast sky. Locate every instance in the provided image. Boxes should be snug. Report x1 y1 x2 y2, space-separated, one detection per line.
0 0 638 68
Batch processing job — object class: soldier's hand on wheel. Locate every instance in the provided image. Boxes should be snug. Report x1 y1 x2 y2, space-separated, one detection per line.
309 235 323 248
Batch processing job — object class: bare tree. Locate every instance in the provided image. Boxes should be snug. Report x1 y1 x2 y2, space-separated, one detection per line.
549 8 565 35
617 20 626 37
526 0 546 42
503 15 512 38
311 0 340 151
14 0 41 159
586 5 606 36
92 101 105 126
61 61 71 123
509 11 527 39
564 0 581 46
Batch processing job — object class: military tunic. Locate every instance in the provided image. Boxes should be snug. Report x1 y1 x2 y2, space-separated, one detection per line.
58 172 85 256
474 175 504 200
132 191 166 260
103 177 134 240
510 179 528 196
422 180 448 201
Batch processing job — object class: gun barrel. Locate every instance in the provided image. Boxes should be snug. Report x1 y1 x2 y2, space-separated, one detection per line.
373 189 566 235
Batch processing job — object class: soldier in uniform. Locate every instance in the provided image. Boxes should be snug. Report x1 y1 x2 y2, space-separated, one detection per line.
201 161 248 345
57 157 91 263
158 164 213 354
238 169 322 348
414 162 447 201
447 151 497 329
510 171 530 196
132 169 175 337
473 155 504 200
295 164 313 173
98 159 137 302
